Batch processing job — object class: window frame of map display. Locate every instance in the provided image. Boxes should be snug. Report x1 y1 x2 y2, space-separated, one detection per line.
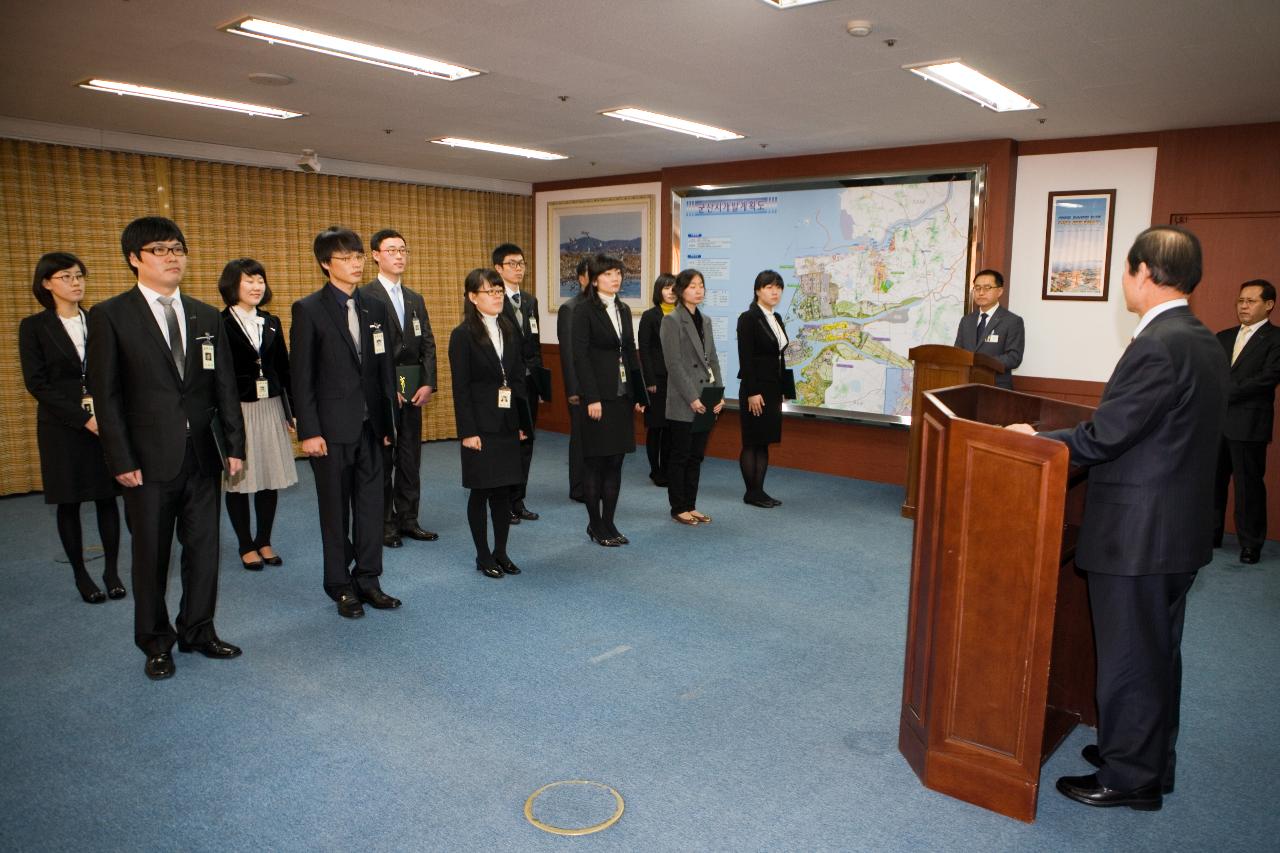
545 195 655 313
671 170 981 425
1040 189 1116 302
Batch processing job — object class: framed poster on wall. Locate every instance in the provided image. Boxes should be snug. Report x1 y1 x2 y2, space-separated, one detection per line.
544 195 654 312
1042 189 1116 301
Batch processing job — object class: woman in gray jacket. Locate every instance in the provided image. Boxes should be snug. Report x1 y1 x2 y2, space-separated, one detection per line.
660 269 725 525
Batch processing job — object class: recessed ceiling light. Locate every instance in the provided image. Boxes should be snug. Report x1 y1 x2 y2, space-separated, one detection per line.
903 60 1039 112
429 137 568 161
757 0 836 8
222 17 483 81
77 79 304 119
599 108 744 141
247 72 294 86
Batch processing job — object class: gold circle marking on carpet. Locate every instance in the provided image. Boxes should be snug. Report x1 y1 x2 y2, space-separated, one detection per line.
523 780 624 836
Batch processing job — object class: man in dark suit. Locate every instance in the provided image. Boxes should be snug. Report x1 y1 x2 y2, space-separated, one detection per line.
87 216 246 680
494 242 545 523
556 257 590 503
954 269 1024 389
1010 226 1228 811
291 227 401 619
361 229 439 549
1214 279 1280 564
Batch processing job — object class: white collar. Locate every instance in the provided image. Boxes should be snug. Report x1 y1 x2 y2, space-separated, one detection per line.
232 304 261 321
505 287 521 300
138 282 182 305
378 273 402 291
1241 318 1268 334
599 292 617 306
1133 298 1188 339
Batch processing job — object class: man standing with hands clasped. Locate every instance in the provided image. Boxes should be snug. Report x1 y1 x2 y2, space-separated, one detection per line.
955 269 1023 389
494 242 546 524
1008 225 1228 811
361 229 439 549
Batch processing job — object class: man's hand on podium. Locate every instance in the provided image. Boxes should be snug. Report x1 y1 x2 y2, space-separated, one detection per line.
1005 423 1037 435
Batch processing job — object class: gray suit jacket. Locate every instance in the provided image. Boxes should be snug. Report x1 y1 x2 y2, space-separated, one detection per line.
660 305 721 423
954 305 1024 388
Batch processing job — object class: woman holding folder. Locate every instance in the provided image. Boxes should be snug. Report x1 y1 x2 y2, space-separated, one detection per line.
660 268 724 526
736 270 790 508
219 258 297 570
571 255 646 546
638 273 676 486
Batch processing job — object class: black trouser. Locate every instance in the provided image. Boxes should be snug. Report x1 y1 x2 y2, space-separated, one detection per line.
512 392 538 505
667 420 710 515
646 425 671 481
567 402 585 500
583 453 624 536
1087 570 1195 791
310 421 384 600
1214 438 1268 550
467 487 512 565
383 401 423 532
225 489 278 555
56 499 122 593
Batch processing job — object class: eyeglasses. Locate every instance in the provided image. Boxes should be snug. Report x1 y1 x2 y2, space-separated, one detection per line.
329 253 365 263
971 284 1001 293
377 247 410 256
501 260 526 269
141 244 188 257
49 272 86 284
475 287 504 295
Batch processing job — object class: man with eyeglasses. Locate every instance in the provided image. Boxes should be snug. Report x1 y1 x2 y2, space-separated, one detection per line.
954 268 1024 389
1213 278 1280 564
86 216 246 680
493 243 547 523
291 226 401 619
360 229 439 549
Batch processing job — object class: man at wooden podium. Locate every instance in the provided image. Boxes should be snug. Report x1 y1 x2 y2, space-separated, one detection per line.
955 269 1023 388
1010 226 1228 811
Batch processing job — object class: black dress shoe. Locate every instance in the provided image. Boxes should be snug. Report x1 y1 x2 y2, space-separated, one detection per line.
744 496 775 508
1241 546 1261 564
765 497 782 507
241 555 265 571
1056 773 1162 811
336 592 365 618
145 653 175 680
1081 745 1175 793
609 532 630 545
476 558 503 579
383 532 403 548
260 551 283 566
514 506 539 521
177 638 242 658
358 587 402 609
103 575 127 599
570 493 586 503
508 512 522 525
399 525 439 541
494 555 521 575
78 587 107 604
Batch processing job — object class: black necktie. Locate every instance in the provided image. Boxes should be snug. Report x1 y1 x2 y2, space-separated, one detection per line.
975 313 989 345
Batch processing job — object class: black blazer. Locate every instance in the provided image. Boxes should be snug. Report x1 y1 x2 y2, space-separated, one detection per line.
637 306 668 387
736 303 788 397
359 278 438 387
86 287 245 481
221 307 292 407
556 291 586 398
502 289 545 395
19 309 92 430
1043 306 1229 576
289 285 396 445
571 297 643 405
955 305 1024 389
1217 322 1280 443
449 320 527 437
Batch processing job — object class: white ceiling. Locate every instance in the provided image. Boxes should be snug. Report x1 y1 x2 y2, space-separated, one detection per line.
3 0 1279 190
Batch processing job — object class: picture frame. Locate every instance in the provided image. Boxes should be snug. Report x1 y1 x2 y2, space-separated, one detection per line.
545 195 654 312
1041 189 1116 301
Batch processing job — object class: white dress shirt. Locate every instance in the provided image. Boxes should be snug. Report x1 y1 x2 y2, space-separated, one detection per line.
379 273 406 328
136 282 187 353
761 304 786 350
599 292 623 338
59 312 87 362
231 304 264 350
1132 298 1188 340
481 313 504 361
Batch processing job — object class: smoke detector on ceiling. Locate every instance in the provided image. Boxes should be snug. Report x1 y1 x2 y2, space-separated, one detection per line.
846 20 873 37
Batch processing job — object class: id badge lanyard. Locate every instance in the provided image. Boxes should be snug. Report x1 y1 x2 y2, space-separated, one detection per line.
232 310 270 399
77 309 94 415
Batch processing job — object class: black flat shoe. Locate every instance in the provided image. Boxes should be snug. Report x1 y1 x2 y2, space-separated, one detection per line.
103 576 127 599
1055 773 1162 811
357 587 402 609
177 638 242 658
241 551 265 571
1082 745 1174 793
508 513 522 525
1241 546 1261 564
476 558 503 579
145 653 175 680
744 497 775 508
764 497 782 507
78 587 107 604
494 555 521 575
259 550 283 566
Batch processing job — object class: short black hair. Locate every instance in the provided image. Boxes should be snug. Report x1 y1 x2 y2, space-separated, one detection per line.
121 216 186 277
492 243 524 267
973 269 1005 288
673 268 705 304
1126 226 1202 293
652 273 676 307
313 226 364 276
1241 279 1276 304
32 252 86 311
752 269 784 308
217 258 271 307
370 229 404 252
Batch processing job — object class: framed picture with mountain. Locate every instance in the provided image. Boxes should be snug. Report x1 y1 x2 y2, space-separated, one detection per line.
545 194 654 312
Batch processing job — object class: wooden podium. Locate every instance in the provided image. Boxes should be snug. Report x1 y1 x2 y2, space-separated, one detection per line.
902 346 1004 518
898 384 1098 822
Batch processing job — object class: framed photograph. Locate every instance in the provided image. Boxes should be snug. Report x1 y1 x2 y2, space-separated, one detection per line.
545 195 654 311
1042 189 1116 301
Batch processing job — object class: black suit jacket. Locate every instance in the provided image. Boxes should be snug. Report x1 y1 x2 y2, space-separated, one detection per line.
571 297 643 405
359 278 438 389
955 305 1024 389
637 306 667 388
1217 322 1280 443
19 309 93 430
736 303 788 397
557 291 586 398
1043 306 1228 576
503 289 546 398
289 285 396 445
86 287 245 480
221 307 292 408
449 320 527 437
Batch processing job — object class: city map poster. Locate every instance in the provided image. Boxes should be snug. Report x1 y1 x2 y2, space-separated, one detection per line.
1042 189 1115 301
545 195 654 312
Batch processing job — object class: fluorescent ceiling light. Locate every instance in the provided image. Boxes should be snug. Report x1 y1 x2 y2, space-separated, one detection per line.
222 17 483 81
78 79 304 119
429 137 567 161
600 108 744 141
757 0 836 7
904 60 1039 112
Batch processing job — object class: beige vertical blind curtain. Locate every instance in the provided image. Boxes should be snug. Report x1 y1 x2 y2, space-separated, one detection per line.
0 139 532 497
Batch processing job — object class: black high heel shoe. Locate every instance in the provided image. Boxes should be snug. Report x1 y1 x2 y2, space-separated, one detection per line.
494 554 521 575
103 574 127 599
588 526 623 547
475 558 503 579
74 574 106 604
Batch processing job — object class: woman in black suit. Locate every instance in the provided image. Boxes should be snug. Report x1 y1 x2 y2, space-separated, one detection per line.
18 252 123 603
736 270 790 507
572 255 646 546
218 258 297 570
450 268 528 578
638 273 677 487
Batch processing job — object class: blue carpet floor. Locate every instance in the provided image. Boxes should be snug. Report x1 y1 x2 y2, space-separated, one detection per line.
1 432 1277 852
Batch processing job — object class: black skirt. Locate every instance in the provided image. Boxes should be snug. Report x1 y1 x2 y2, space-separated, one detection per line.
460 430 523 490
37 420 119 504
581 399 638 457
644 378 668 427
738 385 783 446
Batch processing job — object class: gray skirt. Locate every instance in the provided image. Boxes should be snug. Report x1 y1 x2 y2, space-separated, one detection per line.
225 396 298 493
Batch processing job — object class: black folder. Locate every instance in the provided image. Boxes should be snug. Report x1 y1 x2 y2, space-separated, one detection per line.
691 385 724 433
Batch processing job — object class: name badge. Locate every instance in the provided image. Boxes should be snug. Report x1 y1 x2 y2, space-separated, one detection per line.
80 395 95 416
202 343 215 369
498 386 512 409
256 378 270 400
528 315 539 335
619 361 627 384
372 331 386 355
412 316 422 337
985 333 1000 343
